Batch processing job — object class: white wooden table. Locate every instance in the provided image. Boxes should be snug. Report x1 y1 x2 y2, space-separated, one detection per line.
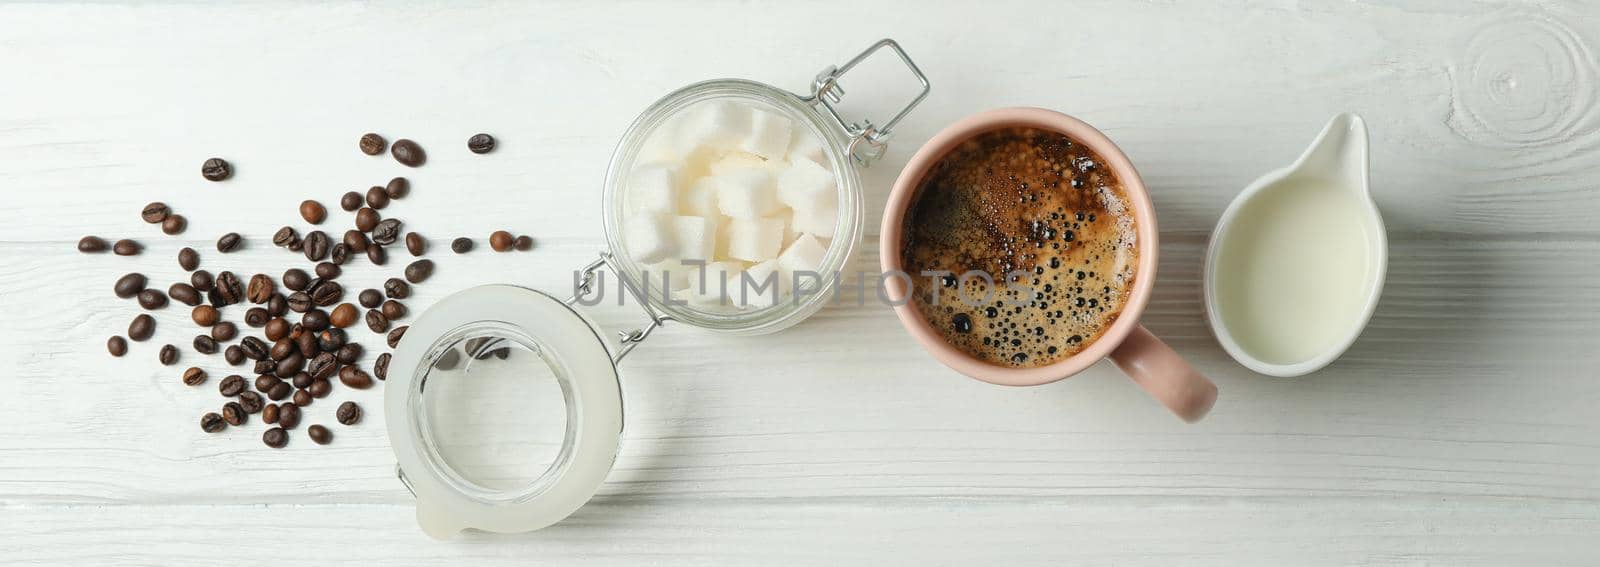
3 1 1598 564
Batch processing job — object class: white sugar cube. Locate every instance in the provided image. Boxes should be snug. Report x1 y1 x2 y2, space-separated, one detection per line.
786 127 827 165
679 177 720 217
625 214 676 264
628 162 680 214
777 159 837 212
791 201 838 238
732 259 782 308
676 101 750 152
673 215 718 262
740 108 792 160
778 233 828 282
779 208 800 248
686 261 743 304
725 217 785 262
709 151 770 176
714 168 780 218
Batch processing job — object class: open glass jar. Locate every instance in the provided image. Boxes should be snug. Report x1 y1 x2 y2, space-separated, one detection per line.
386 39 929 538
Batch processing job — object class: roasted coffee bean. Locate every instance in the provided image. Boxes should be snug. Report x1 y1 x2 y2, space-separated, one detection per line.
434 349 463 370
216 232 242 253
391 139 425 167
162 213 187 235
193 334 218 355
308 280 342 306
381 300 407 321
200 157 231 181
293 389 313 407
287 291 313 313
340 191 364 211
300 200 327 225
296 331 319 358
404 232 426 256
178 247 200 271
385 176 409 199
302 309 330 332
263 403 280 424
358 288 383 308
310 378 333 398
207 288 226 308
78 236 108 253
330 243 350 265
308 424 332 445
219 374 247 397
268 381 292 401
384 278 413 300
374 353 391 381
129 314 156 341
278 403 302 429
307 352 337 379
256 374 280 392
114 273 147 298
359 132 386 155
514 235 533 251
263 427 288 448
182 367 207 386
365 309 389 333
450 237 473 254
288 370 311 389
267 293 289 317
355 207 379 232
287 239 303 252
335 343 362 365
190 270 214 292
342 230 368 252
201 412 226 433
329 303 358 328
467 133 496 154
113 238 142 256
366 185 390 209
336 401 362 425
141 201 171 223
490 230 513 252
137 289 168 310
222 402 246 426
253 359 276 375
169 283 201 306
211 321 238 342
366 243 387 265
275 352 305 378
245 307 270 327
339 366 374 389
224 345 245 365
107 336 128 357
240 336 268 360
372 218 402 245
159 344 179 365
239 391 263 413
215 271 243 305
269 338 295 361
272 226 299 248
302 230 330 261
315 262 340 280
264 318 290 341
403 259 434 283
387 325 408 348
246 274 274 304
282 268 310 291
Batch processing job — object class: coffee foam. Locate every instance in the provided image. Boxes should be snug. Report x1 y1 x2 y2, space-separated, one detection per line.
901 127 1137 368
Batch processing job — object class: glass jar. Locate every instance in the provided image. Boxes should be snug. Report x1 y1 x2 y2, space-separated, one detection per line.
387 39 929 538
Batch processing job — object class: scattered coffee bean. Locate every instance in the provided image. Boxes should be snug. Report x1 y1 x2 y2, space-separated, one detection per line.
263 403 280 424
192 305 219 327
300 200 327 225
359 133 386 155
215 271 244 305
211 321 238 342
293 389 313 407
256 374 281 393
330 303 358 328
342 230 368 252
142 202 170 224
374 352 391 380
355 207 380 232
287 239 303 252
467 133 496 154
263 427 288 448
364 309 389 333
278 403 302 429
368 243 389 265
272 226 300 248
244 274 273 304
335 343 362 365
366 185 390 209
302 309 330 332
129 314 156 341
381 300 406 321
450 237 473 254
201 158 232 181
264 318 290 341
217 232 242 253
282 268 310 291
307 351 337 379
405 232 425 256
514 235 534 251
178 247 200 271
240 336 268 360
159 344 178 365
308 280 343 306
372 219 402 245
224 345 244 365
182 367 207 386
336 401 362 425
490 230 513 252
114 273 147 298
191 270 214 292
303 230 330 261
308 424 332 445
107 336 128 357
434 349 463 370
137 288 168 310
296 330 319 358
358 289 383 309
339 365 374 389
223 402 246 426
292 371 314 389
219 374 247 397
113 239 142 256
391 139 425 167
253 359 276 375
287 291 312 313
201 412 226 433
245 307 269 327
193 334 218 354
268 381 292 401
340 191 364 211
239 391 263 413
387 325 407 348
315 262 340 280
162 214 187 235
385 177 409 199
78 236 108 253
169 283 201 306
403 259 434 283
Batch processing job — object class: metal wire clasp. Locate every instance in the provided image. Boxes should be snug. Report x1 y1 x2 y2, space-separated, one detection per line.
802 38 931 166
567 252 672 363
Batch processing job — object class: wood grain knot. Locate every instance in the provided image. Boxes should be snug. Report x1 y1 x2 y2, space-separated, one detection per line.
1447 10 1598 148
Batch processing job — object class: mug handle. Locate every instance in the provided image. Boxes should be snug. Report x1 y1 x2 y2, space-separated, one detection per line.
1109 325 1217 422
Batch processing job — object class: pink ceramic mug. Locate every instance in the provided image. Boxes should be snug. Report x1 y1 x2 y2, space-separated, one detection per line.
880 108 1218 422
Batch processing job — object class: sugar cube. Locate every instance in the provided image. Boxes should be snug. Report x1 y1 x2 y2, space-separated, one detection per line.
725 217 785 262
786 126 827 165
624 213 676 264
777 233 828 286
628 162 680 214
777 159 837 212
673 215 718 262
779 208 800 248
740 108 792 159
640 261 691 304
687 261 743 304
715 168 780 218
676 101 750 153
791 201 838 238
732 259 783 308
709 151 770 176
679 177 720 217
